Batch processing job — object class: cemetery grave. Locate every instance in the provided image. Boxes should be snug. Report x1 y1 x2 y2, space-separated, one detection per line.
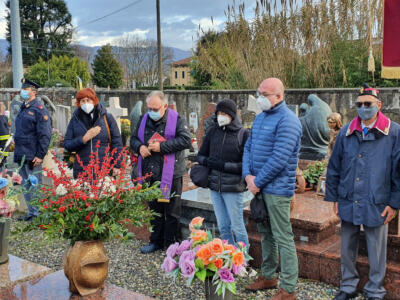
0 92 399 299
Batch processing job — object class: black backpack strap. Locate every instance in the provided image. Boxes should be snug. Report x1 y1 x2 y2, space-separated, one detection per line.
237 127 248 148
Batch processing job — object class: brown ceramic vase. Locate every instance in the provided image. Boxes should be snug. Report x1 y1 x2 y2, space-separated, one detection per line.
64 240 109 296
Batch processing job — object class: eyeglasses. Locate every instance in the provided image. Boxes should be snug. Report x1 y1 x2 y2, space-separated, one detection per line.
256 91 276 98
355 101 376 108
148 107 162 112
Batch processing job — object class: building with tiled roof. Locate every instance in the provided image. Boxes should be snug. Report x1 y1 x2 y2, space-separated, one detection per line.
170 57 192 86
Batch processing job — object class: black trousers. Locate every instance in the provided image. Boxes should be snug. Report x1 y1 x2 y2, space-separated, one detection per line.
149 177 182 247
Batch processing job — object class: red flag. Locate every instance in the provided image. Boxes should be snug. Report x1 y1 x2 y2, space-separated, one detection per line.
382 0 400 78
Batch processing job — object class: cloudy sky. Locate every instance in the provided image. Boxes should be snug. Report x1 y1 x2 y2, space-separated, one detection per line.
0 0 257 50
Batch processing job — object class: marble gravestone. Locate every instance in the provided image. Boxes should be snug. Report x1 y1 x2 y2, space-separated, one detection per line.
54 105 71 136
195 103 217 149
189 112 198 132
180 187 252 238
10 96 22 135
247 94 262 115
107 97 128 132
287 104 299 117
299 94 332 160
130 101 143 134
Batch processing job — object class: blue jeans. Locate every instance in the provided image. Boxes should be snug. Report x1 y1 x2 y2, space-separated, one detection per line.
210 190 249 246
19 164 42 217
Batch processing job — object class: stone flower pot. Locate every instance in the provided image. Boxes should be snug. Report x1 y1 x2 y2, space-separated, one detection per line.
205 277 234 300
64 240 109 296
0 217 11 264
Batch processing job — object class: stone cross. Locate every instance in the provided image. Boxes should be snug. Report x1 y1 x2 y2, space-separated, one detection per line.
107 97 128 132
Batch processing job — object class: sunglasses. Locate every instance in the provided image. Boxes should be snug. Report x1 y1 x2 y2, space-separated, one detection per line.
355 101 376 108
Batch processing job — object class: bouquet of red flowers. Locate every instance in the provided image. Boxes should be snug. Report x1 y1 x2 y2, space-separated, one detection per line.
26 141 161 244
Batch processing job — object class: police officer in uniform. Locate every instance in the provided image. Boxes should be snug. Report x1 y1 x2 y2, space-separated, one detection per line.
15 79 52 221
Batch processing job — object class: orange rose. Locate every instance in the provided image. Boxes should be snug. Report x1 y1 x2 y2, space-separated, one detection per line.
189 217 204 231
191 229 207 242
214 258 223 269
210 238 224 255
232 251 244 266
224 244 236 255
196 244 212 265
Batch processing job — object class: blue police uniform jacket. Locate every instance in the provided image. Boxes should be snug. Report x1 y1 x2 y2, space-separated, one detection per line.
242 101 302 197
325 111 400 227
64 103 123 179
14 98 52 163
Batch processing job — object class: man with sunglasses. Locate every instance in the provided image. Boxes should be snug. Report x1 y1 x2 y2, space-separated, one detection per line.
130 91 191 254
326 83 400 300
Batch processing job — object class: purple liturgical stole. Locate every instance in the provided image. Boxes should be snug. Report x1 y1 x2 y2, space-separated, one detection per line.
137 109 178 200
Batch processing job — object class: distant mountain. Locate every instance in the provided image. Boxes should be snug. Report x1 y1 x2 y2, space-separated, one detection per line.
0 39 191 63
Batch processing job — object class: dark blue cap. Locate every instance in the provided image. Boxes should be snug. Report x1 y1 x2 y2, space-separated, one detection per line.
21 78 40 89
359 82 379 99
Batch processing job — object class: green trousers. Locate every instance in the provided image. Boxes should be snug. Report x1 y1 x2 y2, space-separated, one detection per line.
257 193 298 293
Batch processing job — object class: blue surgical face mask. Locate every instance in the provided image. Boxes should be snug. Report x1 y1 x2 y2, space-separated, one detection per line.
20 89 30 100
148 110 161 121
357 105 378 121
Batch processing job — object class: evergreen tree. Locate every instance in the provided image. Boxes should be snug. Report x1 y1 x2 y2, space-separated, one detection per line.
6 0 73 66
92 44 123 89
26 55 90 88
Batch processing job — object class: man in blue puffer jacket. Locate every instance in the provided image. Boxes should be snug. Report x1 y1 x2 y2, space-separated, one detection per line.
244 78 302 300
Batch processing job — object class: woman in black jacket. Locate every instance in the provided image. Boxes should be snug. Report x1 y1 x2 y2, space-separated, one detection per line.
197 99 249 246
64 88 123 179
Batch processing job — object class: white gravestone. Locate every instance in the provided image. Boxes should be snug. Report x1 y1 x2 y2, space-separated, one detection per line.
107 97 128 132
189 112 198 132
247 95 262 115
54 105 71 136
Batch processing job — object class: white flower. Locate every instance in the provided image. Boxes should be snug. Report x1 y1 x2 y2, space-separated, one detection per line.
110 185 116 193
104 176 112 184
56 184 67 196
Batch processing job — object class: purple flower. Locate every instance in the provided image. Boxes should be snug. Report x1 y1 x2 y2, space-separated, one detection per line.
218 268 235 283
232 264 243 275
161 256 178 273
166 242 180 258
176 239 193 256
179 250 196 278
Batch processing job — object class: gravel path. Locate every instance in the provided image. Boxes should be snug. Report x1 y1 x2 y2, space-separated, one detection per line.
8 219 366 300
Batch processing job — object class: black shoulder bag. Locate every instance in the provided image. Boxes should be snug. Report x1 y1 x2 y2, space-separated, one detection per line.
250 193 269 223
190 164 209 188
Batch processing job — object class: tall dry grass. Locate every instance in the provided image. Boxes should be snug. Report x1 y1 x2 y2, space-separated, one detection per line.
196 0 384 89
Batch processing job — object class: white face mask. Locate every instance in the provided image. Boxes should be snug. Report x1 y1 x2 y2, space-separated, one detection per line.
257 95 272 111
217 115 231 127
81 103 94 114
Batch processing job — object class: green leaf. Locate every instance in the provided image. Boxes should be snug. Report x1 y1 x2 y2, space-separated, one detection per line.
207 263 217 272
195 269 207 282
226 282 237 295
206 270 214 277
195 258 204 269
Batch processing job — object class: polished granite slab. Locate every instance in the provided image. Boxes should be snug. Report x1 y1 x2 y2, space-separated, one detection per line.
0 270 154 300
0 255 51 289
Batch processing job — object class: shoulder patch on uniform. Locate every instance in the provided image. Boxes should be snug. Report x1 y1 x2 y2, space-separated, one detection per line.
43 115 48 121
28 111 34 116
38 105 43 109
